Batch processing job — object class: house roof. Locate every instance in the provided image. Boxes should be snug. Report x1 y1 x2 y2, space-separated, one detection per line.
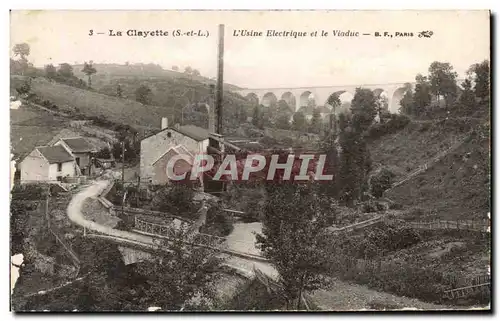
142 124 211 142
37 145 74 164
61 137 95 153
175 125 210 141
152 145 194 166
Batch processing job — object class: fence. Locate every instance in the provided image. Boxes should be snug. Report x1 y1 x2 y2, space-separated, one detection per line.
330 216 383 234
331 254 490 292
134 217 183 239
115 205 193 223
134 217 227 248
133 217 268 261
443 282 491 299
405 219 490 233
45 195 81 269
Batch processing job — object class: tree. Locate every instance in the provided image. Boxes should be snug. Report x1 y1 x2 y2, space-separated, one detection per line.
256 182 333 309
468 60 490 102
458 79 476 112
172 65 179 71
276 114 291 130
151 184 196 219
116 84 123 97
252 105 263 129
11 201 28 255
192 69 201 77
82 61 97 88
44 64 57 79
327 93 341 115
12 43 30 75
135 84 153 105
292 112 307 132
370 168 396 198
15 80 31 96
350 88 377 132
309 108 322 134
428 61 458 108
58 63 74 78
13 43 30 61
184 66 193 74
135 223 222 310
337 115 372 206
277 99 292 115
95 147 112 159
412 74 432 116
375 95 389 122
319 130 339 198
399 83 414 115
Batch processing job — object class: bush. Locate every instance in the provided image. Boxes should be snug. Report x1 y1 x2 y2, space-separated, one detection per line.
202 201 234 237
11 183 48 200
340 223 423 259
361 202 377 213
151 184 196 219
371 168 396 198
365 114 410 140
389 202 404 210
95 147 112 159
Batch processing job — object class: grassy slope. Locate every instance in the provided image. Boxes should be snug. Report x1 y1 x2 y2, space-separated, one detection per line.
72 63 242 91
386 122 490 220
10 105 69 160
91 74 253 129
11 100 118 160
368 117 481 179
15 76 169 132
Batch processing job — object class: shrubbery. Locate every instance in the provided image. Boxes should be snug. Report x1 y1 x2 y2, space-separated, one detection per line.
338 223 423 259
11 183 48 200
371 168 396 198
365 114 411 140
200 201 234 237
151 184 197 219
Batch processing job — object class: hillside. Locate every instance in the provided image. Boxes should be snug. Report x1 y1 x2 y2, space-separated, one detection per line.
10 106 68 161
368 117 483 180
86 71 253 131
10 103 118 161
72 63 242 91
386 122 490 220
12 76 170 133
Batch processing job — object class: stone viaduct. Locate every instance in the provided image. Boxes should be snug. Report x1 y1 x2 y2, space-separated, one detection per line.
234 82 416 114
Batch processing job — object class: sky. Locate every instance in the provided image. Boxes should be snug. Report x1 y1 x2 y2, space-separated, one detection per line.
10 10 490 88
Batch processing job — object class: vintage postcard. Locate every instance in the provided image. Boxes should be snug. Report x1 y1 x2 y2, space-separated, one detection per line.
9 10 491 312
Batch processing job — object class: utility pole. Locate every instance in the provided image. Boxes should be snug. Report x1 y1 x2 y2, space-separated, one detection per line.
121 140 125 217
45 186 50 229
215 24 225 135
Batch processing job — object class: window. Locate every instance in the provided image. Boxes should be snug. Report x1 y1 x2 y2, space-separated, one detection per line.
57 163 62 172
167 131 172 138
75 157 80 166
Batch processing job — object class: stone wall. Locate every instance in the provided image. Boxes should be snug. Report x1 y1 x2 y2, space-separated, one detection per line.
140 129 201 184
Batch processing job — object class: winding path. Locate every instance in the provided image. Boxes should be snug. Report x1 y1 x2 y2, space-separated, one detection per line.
66 177 278 279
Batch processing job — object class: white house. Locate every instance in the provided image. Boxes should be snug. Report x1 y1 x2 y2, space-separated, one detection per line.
53 137 96 175
20 145 76 183
140 123 210 185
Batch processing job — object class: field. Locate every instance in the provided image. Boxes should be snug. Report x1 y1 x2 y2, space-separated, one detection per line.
10 104 69 160
12 76 170 132
386 122 490 220
368 117 482 180
10 101 119 161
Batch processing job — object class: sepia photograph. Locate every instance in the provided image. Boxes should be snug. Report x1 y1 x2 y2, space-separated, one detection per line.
9 10 491 312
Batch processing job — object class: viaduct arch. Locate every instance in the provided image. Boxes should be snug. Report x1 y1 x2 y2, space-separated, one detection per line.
237 82 417 114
